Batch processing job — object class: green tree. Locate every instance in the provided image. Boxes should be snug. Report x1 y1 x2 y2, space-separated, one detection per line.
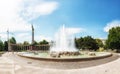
4 41 8 51
95 39 104 47
23 41 29 45
75 36 99 51
39 40 49 45
75 37 84 49
0 40 4 51
33 41 38 45
106 27 120 51
10 37 16 44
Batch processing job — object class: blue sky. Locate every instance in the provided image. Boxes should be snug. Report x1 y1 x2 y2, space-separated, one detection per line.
0 0 120 43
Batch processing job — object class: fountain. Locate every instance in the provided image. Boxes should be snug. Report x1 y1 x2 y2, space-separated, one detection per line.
50 25 79 57
17 25 112 62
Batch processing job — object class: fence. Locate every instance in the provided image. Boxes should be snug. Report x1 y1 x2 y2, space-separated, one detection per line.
10 44 50 51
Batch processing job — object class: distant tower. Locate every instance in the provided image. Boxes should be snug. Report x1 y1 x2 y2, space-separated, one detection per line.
32 24 34 45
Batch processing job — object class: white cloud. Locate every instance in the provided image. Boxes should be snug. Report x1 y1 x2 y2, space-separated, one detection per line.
0 24 31 33
66 28 85 35
0 0 29 33
15 33 31 43
58 25 85 36
20 1 58 21
104 20 120 32
15 33 52 43
0 0 58 42
0 33 6 40
17 33 30 38
35 35 52 42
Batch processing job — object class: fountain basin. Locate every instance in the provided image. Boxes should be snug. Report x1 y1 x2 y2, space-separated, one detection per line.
17 52 112 62
50 51 80 58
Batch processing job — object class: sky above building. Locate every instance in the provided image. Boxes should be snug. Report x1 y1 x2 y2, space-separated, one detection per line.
0 0 120 43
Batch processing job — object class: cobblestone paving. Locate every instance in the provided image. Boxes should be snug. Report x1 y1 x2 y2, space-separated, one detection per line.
0 52 120 74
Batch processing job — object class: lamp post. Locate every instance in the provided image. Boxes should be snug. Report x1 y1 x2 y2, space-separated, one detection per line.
7 30 11 52
7 30 15 74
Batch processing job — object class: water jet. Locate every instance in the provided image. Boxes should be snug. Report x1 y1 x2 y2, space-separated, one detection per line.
50 25 79 56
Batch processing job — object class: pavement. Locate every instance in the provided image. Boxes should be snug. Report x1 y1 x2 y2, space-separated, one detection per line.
0 52 120 74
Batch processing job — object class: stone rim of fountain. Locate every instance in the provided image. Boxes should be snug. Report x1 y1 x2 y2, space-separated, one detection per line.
17 52 112 62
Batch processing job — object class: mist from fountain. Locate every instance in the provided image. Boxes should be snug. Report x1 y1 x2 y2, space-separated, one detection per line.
50 25 78 53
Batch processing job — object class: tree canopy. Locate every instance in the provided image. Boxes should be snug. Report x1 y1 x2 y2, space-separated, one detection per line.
0 40 4 51
75 36 99 50
10 37 16 44
23 41 29 45
106 27 120 50
33 41 38 45
39 40 49 45
4 41 8 51
95 39 103 47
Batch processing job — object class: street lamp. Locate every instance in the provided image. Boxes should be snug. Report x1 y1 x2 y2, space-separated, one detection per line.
7 30 15 74
7 30 11 51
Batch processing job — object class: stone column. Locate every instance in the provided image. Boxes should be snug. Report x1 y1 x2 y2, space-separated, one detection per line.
32 25 34 45
31 25 34 50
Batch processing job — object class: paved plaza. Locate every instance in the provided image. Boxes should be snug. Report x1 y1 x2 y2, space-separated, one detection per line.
0 52 120 74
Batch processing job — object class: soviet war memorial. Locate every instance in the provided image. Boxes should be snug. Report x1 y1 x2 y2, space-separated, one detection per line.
0 0 120 74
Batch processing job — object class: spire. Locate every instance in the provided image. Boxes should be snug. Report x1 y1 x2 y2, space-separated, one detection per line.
32 24 34 31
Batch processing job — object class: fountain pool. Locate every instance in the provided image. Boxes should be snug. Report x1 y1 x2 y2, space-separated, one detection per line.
17 25 112 61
